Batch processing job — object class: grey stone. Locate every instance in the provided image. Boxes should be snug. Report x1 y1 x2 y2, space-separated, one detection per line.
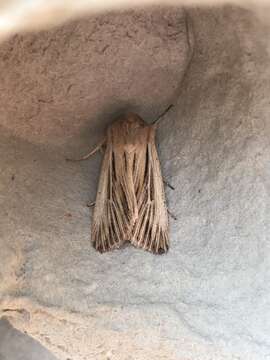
0 4 270 360
0 318 58 360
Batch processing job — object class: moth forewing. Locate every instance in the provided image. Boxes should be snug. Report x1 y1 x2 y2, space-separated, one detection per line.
91 113 169 254
130 125 169 253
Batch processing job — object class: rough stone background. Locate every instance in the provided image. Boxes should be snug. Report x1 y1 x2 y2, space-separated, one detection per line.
0 318 58 360
0 4 270 360
0 0 269 41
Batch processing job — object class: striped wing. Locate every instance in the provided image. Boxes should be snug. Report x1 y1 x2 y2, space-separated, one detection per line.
91 140 129 252
130 126 169 254
91 117 169 254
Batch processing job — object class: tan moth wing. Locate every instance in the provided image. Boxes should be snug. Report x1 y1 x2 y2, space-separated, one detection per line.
92 113 169 254
130 124 169 253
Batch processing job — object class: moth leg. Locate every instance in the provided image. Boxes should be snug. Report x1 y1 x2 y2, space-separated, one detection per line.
66 138 106 161
168 209 177 221
87 201 95 208
163 180 175 190
164 180 176 219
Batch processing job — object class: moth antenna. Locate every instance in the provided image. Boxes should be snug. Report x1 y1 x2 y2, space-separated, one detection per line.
66 138 106 162
152 104 173 126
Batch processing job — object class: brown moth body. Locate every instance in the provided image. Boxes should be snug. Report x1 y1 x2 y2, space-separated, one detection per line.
91 113 169 254
67 111 170 254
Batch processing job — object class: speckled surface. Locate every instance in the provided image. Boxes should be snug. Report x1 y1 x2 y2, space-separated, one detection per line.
0 318 58 360
1 5 270 360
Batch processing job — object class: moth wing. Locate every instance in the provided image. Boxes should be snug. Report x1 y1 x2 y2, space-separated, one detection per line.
131 127 169 254
91 144 128 253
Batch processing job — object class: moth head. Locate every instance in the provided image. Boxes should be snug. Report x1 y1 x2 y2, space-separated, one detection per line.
123 112 146 128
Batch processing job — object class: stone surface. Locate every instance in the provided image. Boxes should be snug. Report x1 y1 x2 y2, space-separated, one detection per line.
1 4 270 360
0 318 58 360
0 0 269 41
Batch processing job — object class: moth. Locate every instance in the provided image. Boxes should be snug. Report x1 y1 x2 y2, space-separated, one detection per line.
67 106 173 254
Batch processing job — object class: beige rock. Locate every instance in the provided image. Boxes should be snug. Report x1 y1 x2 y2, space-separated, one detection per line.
0 3 270 360
0 0 269 40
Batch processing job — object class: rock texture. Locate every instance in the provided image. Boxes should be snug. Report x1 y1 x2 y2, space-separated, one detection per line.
0 0 269 41
1 4 270 360
0 318 58 360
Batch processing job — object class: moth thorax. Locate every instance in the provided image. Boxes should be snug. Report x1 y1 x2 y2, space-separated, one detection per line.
123 113 146 128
